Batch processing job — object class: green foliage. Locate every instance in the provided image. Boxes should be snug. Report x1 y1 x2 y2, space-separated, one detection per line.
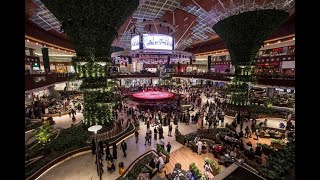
259 142 295 179
25 124 90 178
227 76 250 106
47 90 61 101
43 124 90 153
42 0 139 58
212 9 289 64
204 157 221 173
175 128 186 145
271 139 286 146
257 143 277 155
213 10 288 107
226 104 292 117
156 144 169 156
264 98 274 108
117 152 157 180
42 0 138 126
189 163 205 179
35 122 53 144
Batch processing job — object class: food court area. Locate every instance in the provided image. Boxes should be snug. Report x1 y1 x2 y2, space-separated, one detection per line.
25 80 295 180
24 0 296 180
25 84 83 131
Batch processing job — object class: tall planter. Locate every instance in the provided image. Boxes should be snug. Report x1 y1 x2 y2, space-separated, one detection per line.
42 0 139 125
213 9 289 106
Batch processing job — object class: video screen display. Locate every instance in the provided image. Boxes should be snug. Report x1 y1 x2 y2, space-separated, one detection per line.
131 35 140 50
143 34 173 50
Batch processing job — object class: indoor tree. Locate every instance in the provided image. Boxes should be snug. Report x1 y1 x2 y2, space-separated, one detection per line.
212 9 289 106
42 0 139 125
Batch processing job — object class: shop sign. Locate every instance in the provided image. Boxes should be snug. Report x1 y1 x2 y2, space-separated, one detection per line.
275 88 284 92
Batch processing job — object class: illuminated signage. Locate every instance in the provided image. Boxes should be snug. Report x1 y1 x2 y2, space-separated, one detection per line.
143 34 173 50
131 35 140 50
275 88 284 92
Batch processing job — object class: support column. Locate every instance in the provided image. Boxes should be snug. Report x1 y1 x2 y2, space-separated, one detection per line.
267 87 274 98
208 55 212 73
42 47 50 73
47 86 55 96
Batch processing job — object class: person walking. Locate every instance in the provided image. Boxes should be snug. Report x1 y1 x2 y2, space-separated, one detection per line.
120 141 127 157
264 119 268 127
158 125 163 139
255 129 260 140
144 132 149 146
166 142 172 153
91 139 96 155
168 124 173 137
112 143 117 159
71 108 75 118
240 119 243 131
148 130 152 145
204 161 213 180
68 110 72 118
196 140 203 155
154 127 158 140
105 142 110 159
98 141 104 155
134 130 139 143
245 126 250 138
160 138 165 149
147 120 150 131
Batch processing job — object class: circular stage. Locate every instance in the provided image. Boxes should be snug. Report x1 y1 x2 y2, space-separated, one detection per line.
132 91 175 100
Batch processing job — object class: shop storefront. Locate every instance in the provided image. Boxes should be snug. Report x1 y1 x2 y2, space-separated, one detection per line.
254 61 281 75
281 61 295 76
212 61 232 74
121 78 153 87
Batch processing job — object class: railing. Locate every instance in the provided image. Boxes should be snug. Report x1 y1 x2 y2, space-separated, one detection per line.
25 73 71 91
25 71 295 91
256 78 295 87
89 120 131 142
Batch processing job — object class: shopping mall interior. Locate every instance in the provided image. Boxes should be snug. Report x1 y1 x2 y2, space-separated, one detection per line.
25 0 295 180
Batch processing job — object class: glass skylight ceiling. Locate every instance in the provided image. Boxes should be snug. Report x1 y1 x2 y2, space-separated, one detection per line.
29 0 62 32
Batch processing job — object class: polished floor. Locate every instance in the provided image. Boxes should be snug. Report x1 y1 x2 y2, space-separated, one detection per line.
35 94 294 180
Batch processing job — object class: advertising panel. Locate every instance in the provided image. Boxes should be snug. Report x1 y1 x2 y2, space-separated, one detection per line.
131 35 140 50
143 34 173 50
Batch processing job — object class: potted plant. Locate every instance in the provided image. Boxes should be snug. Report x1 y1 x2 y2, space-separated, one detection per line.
189 163 206 180
260 144 276 156
271 139 285 149
204 157 221 175
35 122 53 145
156 144 170 163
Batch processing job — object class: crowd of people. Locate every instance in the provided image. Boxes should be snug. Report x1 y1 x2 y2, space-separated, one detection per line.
40 83 294 179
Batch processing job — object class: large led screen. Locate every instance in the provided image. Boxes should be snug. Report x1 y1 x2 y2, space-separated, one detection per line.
131 35 140 50
143 34 173 50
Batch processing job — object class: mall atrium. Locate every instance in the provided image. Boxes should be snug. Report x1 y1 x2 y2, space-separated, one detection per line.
25 0 295 179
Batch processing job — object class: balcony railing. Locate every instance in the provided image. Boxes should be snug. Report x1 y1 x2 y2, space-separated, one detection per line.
25 73 71 91
25 72 295 91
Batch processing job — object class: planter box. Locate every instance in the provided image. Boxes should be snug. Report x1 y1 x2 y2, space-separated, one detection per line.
176 135 185 145
210 164 220 176
271 142 284 149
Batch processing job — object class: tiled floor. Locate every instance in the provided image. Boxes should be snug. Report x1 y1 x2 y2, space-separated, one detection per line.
37 120 199 180
35 93 294 180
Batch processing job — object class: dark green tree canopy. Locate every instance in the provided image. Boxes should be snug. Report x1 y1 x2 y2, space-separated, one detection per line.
212 9 289 65
42 0 139 59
